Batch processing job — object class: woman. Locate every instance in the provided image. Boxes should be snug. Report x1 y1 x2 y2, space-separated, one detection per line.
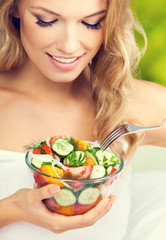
0 0 166 239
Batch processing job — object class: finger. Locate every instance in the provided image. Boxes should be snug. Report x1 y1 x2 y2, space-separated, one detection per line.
32 184 60 202
80 196 116 227
61 196 116 230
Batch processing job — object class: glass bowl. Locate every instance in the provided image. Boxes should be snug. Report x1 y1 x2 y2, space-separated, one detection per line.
25 147 123 216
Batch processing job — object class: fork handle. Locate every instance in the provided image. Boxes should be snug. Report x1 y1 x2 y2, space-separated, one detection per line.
128 124 161 133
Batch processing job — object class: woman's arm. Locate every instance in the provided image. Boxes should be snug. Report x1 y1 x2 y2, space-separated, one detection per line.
0 196 19 227
142 120 166 147
131 80 166 147
140 82 166 147
0 184 115 233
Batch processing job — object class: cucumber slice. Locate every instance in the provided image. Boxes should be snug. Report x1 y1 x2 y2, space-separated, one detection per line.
54 188 76 207
90 165 107 179
51 138 74 156
85 150 98 165
96 150 114 162
64 150 86 167
31 154 54 168
90 147 100 155
78 187 100 205
96 150 119 167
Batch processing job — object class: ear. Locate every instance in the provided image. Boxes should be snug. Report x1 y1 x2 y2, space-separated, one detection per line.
12 6 20 18
10 6 20 31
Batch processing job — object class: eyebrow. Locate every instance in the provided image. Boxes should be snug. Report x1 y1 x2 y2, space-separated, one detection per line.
30 7 107 18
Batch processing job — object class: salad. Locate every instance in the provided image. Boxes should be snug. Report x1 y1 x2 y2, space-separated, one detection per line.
26 136 123 215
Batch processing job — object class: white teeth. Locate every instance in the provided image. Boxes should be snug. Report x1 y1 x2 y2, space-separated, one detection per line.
52 56 77 63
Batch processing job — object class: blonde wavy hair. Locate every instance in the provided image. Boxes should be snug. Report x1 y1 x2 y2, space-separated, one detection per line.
0 0 25 70
90 0 147 159
0 0 147 159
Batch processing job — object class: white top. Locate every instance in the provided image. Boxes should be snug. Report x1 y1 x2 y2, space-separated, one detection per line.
0 150 131 240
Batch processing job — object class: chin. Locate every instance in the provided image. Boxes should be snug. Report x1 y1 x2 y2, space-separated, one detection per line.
46 69 84 84
45 74 78 84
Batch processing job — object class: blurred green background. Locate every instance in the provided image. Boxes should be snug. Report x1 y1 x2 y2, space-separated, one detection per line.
131 0 166 87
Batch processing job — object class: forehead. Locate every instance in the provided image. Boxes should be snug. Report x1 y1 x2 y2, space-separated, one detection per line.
19 0 108 17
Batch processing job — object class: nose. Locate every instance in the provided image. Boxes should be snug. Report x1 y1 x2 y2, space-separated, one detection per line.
56 23 80 55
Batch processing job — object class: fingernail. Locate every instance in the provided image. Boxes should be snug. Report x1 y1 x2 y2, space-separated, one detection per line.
104 195 116 207
110 195 116 203
49 185 60 195
111 195 116 202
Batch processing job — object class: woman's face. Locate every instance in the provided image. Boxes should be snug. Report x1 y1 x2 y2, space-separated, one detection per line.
17 0 107 83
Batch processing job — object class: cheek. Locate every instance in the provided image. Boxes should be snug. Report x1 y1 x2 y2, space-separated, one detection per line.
20 19 51 53
86 31 104 53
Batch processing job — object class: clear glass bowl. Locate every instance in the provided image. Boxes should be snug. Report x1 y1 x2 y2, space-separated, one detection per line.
25 149 124 216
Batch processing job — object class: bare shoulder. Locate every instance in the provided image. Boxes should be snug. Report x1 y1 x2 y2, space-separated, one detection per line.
134 79 166 98
129 79 166 146
130 79 166 125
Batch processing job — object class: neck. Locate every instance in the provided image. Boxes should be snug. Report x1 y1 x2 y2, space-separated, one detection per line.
9 58 90 102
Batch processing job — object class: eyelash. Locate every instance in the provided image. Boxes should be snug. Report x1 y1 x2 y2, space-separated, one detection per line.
36 18 57 27
35 18 102 30
82 21 102 30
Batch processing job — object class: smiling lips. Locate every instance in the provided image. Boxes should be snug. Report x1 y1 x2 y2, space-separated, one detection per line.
47 53 82 71
52 56 78 63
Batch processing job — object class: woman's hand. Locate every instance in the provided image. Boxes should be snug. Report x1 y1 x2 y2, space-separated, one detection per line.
141 118 166 147
0 185 116 233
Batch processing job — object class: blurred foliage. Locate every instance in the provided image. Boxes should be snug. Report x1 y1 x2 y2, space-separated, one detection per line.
131 0 166 86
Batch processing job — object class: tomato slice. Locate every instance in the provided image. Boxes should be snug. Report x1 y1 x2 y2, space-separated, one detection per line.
70 181 85 189
33 149 42 154
82 165 93 178
49 136 67 146
41 145 54 156
64 165 93 179
107 166 117 175
33 171 47 186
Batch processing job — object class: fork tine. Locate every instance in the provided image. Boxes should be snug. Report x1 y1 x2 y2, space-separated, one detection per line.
100 126 125 147
100 131 121 148
100 125 129 150
100 123 161 150
100 127 122 144
101 134 122 150
100 129 121 147
101 130 124 150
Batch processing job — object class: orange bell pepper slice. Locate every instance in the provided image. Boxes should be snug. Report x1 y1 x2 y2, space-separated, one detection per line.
41 165 64 187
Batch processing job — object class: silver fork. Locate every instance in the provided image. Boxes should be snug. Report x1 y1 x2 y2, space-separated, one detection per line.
100 124 161 150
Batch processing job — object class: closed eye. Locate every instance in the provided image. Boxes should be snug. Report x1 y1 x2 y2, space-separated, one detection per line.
82 21 102 30
35 18 104 30
35 18 57 27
